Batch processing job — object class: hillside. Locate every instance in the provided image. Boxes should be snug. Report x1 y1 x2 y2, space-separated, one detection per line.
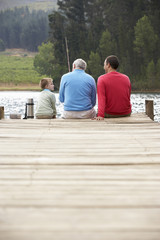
0 0 57 11
0 49 47 90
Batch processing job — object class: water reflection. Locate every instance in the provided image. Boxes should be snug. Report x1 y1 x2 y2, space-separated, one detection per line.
0 91 160 122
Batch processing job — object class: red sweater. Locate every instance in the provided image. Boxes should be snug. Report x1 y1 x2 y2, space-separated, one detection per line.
97 71 131 117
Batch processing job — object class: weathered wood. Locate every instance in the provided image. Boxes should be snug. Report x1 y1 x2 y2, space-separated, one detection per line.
0 113 160 240
0 231 160 240
145 99 154 120
0 208 160 240
0 106 4 119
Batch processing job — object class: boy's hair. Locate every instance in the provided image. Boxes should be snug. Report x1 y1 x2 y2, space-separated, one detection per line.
105 55 119 70
39 78 52 89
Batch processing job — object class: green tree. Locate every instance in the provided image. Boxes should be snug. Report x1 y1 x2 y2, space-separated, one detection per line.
49 0 105 66
0 7 49 51
155 58 160 88
117 17 127 58
34 42 65 89
134 15 158 65
48 12 66 65
98 29 117 63
0 38 5 51
43 0 160 91
146 60 156 89
57 0 87 63
88 51 103 81
84 0 105 51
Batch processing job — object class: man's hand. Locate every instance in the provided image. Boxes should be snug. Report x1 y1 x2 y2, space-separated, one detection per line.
96 116 104 120
92 116 104 121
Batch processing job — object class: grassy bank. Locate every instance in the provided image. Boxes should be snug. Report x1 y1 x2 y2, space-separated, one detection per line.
0 83 40 91
1 49 160 92
0 49 47 90
0 0 57 12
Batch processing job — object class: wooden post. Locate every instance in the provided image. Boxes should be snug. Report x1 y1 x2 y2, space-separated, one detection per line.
65 36 71 72
0 106 4 119
145 100 154 121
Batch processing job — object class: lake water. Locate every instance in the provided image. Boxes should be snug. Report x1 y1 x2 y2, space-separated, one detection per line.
0 91 160 122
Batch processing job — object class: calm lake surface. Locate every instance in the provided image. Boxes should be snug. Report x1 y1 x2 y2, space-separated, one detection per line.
0 91 160 122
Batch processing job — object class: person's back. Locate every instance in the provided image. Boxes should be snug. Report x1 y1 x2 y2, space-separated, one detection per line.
98 71 131 116
36 78 56 119
59 58 96 119
97 55 131 120
60 69 95 111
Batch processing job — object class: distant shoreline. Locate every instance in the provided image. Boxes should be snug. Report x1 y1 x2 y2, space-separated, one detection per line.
0 84 40 91
0 84 160 94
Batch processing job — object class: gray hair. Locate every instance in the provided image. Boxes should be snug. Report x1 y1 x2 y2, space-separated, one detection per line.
73 58 87 70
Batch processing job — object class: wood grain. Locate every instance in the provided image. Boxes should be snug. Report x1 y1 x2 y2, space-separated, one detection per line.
0 113 160 240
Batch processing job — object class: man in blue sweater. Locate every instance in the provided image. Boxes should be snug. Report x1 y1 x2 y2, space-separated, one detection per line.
59 58 96 119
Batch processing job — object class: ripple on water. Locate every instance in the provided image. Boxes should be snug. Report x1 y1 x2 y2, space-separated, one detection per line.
0 91 160 122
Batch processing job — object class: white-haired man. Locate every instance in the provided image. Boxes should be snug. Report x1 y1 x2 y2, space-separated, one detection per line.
59 58 96 119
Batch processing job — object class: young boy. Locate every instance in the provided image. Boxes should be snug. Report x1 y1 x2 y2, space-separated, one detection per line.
35 78 56 119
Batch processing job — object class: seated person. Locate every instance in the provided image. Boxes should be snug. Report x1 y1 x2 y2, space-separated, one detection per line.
59 58 96 119
35 78 56 119
96 55 132 120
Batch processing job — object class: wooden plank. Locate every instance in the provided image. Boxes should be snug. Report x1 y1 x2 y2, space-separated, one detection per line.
0 156 160 165
0 180 160 207
1 231 160 240
0 208 160 228
0 165 160 180
0 231 160 240
0 208 160 233
0 113 160 240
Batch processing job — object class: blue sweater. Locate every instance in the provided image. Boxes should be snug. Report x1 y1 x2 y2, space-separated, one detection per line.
59 69 96 111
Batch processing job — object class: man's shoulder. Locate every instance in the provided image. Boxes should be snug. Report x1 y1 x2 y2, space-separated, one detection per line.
99 72 129 80
117 72 129 77
62 71 73 78
98 73 107 81
85 72 95 80
118 72 130 82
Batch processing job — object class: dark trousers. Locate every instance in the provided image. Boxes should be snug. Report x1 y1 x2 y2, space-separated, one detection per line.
104 113 131 118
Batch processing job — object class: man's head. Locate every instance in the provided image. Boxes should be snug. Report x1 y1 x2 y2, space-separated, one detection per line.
40 78 54 91
104 55 119 73
72 59 87 71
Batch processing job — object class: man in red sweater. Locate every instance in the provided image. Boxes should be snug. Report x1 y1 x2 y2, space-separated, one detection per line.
96 55 132 120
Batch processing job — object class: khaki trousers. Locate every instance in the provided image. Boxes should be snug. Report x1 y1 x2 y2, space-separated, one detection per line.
36 115 56 119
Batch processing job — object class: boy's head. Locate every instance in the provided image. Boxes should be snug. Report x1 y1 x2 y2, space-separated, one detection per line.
40 78 54 91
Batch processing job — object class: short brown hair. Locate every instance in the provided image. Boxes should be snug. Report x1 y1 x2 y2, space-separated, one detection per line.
105 55 119 69
39 78 52 89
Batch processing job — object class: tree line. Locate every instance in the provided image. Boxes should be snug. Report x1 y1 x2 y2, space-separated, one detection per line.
34 0 160 91
0 7 49 51
0 1 159 91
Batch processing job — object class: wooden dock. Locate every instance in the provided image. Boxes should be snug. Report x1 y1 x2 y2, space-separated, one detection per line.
0 113 160 240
